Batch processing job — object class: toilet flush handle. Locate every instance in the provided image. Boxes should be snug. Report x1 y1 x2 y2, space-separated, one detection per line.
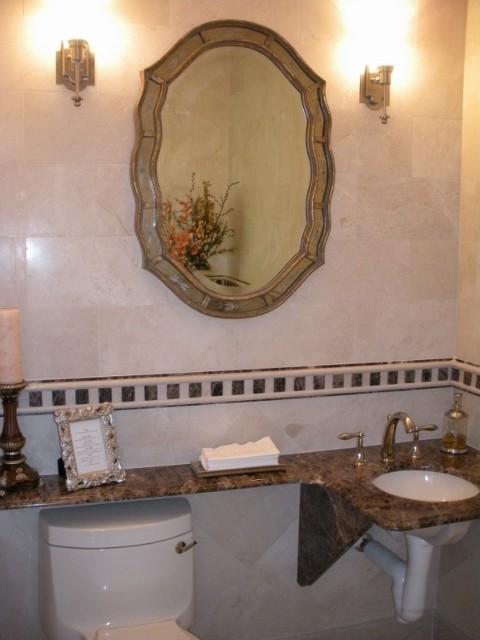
175 540 198 554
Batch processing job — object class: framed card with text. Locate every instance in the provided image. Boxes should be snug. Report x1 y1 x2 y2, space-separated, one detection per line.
54 403 126 491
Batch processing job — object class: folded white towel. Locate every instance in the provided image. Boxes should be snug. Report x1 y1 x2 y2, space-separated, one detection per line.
199 436 279 471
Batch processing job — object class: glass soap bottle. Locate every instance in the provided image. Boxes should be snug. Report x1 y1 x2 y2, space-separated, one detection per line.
441 392 468 454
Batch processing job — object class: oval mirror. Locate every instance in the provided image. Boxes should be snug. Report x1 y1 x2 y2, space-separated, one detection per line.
132 20 334 318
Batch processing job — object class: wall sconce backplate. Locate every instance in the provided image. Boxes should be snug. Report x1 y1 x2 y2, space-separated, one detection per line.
359 65 393 124
56 39 95 107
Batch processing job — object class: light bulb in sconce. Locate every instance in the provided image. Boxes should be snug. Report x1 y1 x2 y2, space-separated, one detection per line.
56 39 95 107
359 65 393 124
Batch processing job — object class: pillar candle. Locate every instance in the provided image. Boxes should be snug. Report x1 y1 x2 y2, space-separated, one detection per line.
0 308 24 384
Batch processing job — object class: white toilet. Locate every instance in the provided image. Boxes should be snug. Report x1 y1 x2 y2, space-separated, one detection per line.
38 498 200 640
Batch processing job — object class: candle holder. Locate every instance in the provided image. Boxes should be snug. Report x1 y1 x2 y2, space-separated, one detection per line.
0 381 39 493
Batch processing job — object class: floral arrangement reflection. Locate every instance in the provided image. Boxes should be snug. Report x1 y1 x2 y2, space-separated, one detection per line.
160 174 237 272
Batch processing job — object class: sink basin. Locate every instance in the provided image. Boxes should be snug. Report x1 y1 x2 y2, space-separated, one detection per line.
372 470 479 502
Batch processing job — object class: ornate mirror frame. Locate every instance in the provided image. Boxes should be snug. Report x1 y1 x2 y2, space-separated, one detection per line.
132 20 334 318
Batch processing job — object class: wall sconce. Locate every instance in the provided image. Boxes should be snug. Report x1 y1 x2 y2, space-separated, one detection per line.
56 39 95 107
359 65 393 124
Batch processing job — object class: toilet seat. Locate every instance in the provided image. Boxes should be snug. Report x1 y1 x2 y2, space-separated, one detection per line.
95 620 198 640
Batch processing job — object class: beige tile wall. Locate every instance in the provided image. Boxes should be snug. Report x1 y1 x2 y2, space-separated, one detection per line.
0 0 465 380
457 0 480 363
438 1 480 636
0 1 478 639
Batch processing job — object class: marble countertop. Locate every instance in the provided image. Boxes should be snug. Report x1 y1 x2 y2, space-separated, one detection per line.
1 440 480 533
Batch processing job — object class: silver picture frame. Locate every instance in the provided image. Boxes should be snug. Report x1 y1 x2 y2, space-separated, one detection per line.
54 403 126 492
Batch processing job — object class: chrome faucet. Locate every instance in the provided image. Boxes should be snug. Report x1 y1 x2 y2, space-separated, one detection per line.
381 412 437 462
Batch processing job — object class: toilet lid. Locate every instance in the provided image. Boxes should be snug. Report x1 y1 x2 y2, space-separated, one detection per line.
95 620 198 640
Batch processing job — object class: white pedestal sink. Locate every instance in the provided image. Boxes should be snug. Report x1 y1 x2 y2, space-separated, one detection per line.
361 470 478 623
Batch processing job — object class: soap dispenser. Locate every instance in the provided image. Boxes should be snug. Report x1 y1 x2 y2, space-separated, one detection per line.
441 392 468 455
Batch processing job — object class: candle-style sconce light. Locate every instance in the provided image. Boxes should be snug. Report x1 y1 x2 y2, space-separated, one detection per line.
359 65 394 124
0 309 39 495
56 39 95 107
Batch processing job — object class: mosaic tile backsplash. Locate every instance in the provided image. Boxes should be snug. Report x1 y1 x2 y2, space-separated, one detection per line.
11 358 480 416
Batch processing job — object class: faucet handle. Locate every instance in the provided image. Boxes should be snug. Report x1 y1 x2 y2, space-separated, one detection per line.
409 424 438 459
338 431 368 466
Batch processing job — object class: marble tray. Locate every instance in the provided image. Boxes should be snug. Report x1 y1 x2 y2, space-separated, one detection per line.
191 461 287 478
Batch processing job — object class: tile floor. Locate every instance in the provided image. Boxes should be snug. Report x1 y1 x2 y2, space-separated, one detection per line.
280 612 469 640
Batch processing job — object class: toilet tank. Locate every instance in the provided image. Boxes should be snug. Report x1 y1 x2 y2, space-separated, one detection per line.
39 498 195 640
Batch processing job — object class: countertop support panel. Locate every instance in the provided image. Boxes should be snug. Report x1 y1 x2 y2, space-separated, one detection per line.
297 483 371 585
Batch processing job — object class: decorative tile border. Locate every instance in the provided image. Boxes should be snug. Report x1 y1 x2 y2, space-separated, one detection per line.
451 359 480 393
7 358 475 416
